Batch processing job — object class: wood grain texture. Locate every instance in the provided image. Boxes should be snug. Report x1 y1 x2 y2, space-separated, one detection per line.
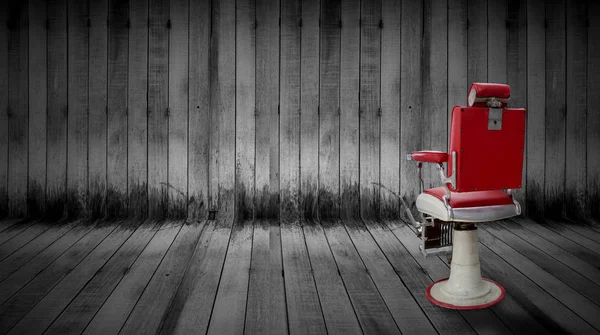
27 0 47 217
7 1 28 217
0 219 35 246
447 0 467 134
127 0 148 218
167 0 189 219
467 0 487 84
300 0 320 220
589 1 600 220
280 0 301 219
0 1 8 217
565 1 588 218
379 0 400 219
148 0 169 219
544 0 566 217
0 221 48 261
255 0 280 219
526 0 546 218
88 0 108 219
507 0 527 213
245 220 287 334
66 0 89 218
340 0 360 220
235 0 256 220
187 0 210 221
487 0 507 83
319 0 341 220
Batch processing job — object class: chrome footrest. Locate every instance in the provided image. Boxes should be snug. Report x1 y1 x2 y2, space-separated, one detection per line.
418 220 454 257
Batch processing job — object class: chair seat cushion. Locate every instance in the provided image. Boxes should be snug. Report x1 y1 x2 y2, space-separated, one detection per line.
424 187 514 208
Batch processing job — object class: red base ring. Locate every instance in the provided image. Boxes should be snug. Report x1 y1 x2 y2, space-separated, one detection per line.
425 278 506 310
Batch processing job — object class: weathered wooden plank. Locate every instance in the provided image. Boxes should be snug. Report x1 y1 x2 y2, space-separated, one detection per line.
88 0 108 219
235 0 256 220
66 0 89 218
548 220 600 254
0 220 74 281
589 2 600 220
148 0 169 219
120 220 205 334
7 1 28 217
421 0 448 189
207 220 253 335
167 0 188 219
482 222 600 305
303 219 362 334
13 220 151 335
187 0 210 222
400 0 422 218
390 222 514 334
379 0 400 219
127 0 148 218
0 221 48 261
0 219 36 245
526 0 546 218
300 0 320 220
340 0 360 220
280 0 301 219
507 0 527 213
319 0 341 219
566 1 588 218
0 1 8 217
359 0 381 220
468 0 487 84
447 0 467 139
27 0 47 217
0 220 97 305
0 218 22 233
0 221 120 333
487 0 507 83
83 221 183 335
349 219 437 334
478 227 600 331
545 0 566 217
255 0 280 219
322 220 399 333
280 219 327 334
245 220 288 334
106 0 129 218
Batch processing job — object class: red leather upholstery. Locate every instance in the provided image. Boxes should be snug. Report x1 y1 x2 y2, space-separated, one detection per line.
468 83 510 107
424 187 514 208
410 151 448 163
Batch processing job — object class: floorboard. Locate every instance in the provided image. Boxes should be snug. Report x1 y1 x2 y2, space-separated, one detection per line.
0 220 49 261
0 219 37 246
543 219 600 255
0 219 22 234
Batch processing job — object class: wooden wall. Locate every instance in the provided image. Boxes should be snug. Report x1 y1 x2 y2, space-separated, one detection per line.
0 0 598 221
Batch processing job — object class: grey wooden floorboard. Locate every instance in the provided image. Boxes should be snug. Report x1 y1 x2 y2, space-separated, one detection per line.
554 218 600 244
0 219 22 234
543 219 600 255
0 219 43 254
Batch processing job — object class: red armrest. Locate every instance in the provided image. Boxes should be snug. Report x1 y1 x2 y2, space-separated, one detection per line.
409 151 448 163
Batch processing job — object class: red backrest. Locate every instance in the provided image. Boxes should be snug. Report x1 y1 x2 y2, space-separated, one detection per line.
447 84 526 192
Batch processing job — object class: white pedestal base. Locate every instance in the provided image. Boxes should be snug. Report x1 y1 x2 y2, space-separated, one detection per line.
426 227 505 309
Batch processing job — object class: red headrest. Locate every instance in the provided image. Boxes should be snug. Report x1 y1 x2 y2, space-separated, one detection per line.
467 83 511 108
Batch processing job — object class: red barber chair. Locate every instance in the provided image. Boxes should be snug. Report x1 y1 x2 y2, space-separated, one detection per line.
404 83 525 309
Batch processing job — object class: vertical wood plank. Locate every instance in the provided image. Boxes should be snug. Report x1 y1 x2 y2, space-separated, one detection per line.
589 1 600 219
128 0 148 218
255 0 280 219
280 0 301 219
235 0 255 220
400 0 422 216
421 0 447 190
28 0 47 217
148 0 169 219
545 0 566 217
300 0 320 220
89 0 108 219
507 0 527 213
0 2 7 218
565 1 588 218
339 0 359 220
488 0 507 83
468 0 487 84
359 0 381 219
319 0 341 220
46 0 68 219
7 1 28 217
107 0 129 218
187 0 210 221
168 0 189 218
448 0 467 132
526 0 545 218
379 0 400 219
66 0 89 218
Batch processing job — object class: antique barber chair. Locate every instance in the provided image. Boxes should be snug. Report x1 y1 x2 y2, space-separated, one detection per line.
404 83 525 309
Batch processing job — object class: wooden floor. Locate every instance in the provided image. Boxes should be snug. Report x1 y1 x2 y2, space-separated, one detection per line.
0 216 600 334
